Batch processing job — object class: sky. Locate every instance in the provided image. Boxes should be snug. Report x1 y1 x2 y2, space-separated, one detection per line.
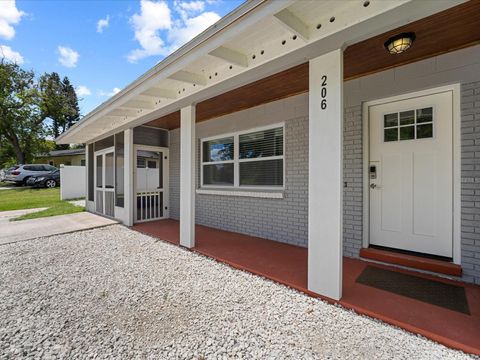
0 0 244 116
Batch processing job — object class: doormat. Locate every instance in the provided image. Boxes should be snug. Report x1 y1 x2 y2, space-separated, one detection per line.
356 266 470 314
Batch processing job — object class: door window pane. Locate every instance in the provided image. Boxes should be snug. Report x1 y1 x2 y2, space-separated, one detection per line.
239 159 283 186
400 110 415 125
383 106 434 142
105 153 114 189
384 128 398 142
203 163 234 186
417 124 433 139
202 137 234 162
96 155 102 188
400 126 415 140
416 107 433 123
384 113 398 127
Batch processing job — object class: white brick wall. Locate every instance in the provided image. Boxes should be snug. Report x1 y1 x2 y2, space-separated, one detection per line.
169 94 309 247
168 45 480 284
460 82 480 284
343 106 363 258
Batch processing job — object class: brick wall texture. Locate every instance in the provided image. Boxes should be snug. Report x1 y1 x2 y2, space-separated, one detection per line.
168 81 480 284
460 82 480 284
169 115 309 247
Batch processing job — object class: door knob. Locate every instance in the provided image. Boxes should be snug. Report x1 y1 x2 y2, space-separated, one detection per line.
370 183 377 189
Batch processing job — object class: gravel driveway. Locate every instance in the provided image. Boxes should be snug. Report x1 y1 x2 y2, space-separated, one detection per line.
0 225 474 359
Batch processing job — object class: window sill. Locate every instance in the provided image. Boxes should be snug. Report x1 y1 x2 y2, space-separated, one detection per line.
196 188 284 199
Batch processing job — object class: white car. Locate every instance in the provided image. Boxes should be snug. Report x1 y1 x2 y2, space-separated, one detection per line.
4 164 58 186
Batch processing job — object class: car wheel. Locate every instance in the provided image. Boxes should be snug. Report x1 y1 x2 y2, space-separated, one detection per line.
45 179 57 188
22 177 30 186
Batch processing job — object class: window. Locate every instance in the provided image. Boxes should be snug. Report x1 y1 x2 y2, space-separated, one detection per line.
384 107 433 142
202 136 234 186
81 159 86 166
201 125 284 188
43 165 56 171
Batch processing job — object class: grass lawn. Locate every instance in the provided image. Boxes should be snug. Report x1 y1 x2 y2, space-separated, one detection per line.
0 187 84 220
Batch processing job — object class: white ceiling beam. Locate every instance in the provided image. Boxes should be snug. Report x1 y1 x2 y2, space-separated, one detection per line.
274 8 309 41
108 108 138 117
209 46 248 67
141 87 178 99
168 70 206 86
122 100 155 110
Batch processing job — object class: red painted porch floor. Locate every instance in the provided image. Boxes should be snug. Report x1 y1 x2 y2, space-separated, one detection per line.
133 219 480 355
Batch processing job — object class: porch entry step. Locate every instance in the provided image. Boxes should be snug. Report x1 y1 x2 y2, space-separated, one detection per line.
356 266 470 315
359 247 462 277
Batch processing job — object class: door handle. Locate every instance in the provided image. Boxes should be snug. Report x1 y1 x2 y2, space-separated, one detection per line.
370 183 382 189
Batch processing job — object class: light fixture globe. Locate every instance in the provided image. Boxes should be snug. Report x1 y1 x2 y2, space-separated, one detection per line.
384 32 416 54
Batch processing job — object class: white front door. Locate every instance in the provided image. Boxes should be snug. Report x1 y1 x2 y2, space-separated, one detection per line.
134 146 169 222
368 90 453 257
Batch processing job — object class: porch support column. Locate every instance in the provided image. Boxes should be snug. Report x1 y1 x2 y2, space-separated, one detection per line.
308 49 343 300
124 128 134 226
180 105 196 248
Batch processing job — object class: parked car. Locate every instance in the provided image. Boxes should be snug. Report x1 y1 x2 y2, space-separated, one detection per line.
26 169 60 188
4 164 57 186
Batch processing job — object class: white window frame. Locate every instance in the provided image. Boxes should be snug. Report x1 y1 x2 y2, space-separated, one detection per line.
200 123 285 190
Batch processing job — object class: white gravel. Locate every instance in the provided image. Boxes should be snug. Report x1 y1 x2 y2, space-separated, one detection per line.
0 225 475 359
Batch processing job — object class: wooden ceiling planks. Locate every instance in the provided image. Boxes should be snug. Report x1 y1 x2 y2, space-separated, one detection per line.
145 1 480 130
343 0 480 80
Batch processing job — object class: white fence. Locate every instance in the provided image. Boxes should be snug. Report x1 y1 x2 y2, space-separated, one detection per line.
60 165 85 200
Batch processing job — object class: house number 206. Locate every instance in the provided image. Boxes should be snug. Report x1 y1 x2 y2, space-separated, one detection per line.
320 75 327 110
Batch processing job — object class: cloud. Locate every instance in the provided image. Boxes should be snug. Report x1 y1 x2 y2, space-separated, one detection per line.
0 0 25 40
99 87 121 97
168 11 219 51
109 87 121 96
0 44 24 64
96 15 110 33
175 1 205 20
128 0 220 63
76 85 91 97
57 46 79 67
127 0 171 62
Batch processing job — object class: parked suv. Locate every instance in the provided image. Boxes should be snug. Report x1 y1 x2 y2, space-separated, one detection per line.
4 164 57 186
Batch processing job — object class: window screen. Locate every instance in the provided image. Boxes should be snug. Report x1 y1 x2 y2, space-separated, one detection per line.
115 132 124 207
88 144 94 201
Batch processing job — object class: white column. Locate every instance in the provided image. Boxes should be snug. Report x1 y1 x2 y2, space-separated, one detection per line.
124 129 134 226
85 143 90 204
180 105 196 248
308 49 343 300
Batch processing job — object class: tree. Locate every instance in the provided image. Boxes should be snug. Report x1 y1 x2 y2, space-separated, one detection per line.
0 60 45 164
39 73 80 149
0 60 81 165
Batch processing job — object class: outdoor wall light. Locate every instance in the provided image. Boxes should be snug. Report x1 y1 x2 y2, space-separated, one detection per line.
384 32 416 54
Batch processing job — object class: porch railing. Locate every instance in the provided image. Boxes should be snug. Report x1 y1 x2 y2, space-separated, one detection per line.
136 191 164 222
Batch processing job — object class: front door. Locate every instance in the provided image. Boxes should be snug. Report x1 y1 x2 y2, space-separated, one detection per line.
368 90 453 257
94 148 115 217
134 147 169 222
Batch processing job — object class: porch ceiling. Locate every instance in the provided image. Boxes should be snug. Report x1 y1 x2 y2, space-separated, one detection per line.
56 0 465 144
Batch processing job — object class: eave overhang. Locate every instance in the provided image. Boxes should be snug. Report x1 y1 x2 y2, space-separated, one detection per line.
56 0 465 145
